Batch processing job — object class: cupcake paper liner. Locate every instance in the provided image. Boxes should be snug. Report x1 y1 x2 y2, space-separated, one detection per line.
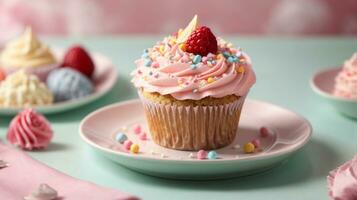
139 93 246 151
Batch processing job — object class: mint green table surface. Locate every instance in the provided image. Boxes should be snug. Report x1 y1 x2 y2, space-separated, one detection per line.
1 36 356 199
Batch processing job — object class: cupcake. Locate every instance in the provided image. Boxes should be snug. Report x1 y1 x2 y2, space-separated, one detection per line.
47 68 94 102
0 27 58 81
334 53 357 99
131 15 256 150
0 70 53 107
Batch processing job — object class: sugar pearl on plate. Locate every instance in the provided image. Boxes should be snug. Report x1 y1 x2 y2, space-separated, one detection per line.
260 126 270 138
130 144 140 154
207 151 218 159
133 125 141 134
115 132 127 144
244 142 255 153
197 150 207 160
124 140 133 150
251 139 261 148
138 132 147 140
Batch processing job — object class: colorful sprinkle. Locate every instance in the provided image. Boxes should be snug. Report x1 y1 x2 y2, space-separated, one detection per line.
115 132 127 144
159 45 165 54
244 142 255 153
154 73 160 79
202 56 208 63
143 49 149 53
192 55 202 64
237 66 245 73
197 150 207 160
179 43 186 51
193 88 198 93
133 125 141 134
141 52 149 58
130 144 140 154
216 54 223 60
144 59 152 67
207 151 218 159
207 77 215 84
251 139 261 148
139 132 147 140
260 127 270 138
124 140 133 150
152 61 160 68
188 153 194 158
228 56 238 63
223 51 231 58
149 71 153 76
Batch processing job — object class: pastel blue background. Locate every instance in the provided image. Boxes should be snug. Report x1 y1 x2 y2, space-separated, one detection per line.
1 36 356 199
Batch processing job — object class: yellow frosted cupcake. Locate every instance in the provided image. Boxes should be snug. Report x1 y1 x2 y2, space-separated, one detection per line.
0 27 58 81
131 15 256 150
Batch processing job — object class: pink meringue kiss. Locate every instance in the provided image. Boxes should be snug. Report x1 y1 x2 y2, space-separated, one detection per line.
7 108 53 150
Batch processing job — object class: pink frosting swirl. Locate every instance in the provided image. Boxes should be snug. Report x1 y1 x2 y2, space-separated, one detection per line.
7 108 53 150
328 155 357 200
132 37 256 100
334 53 357 99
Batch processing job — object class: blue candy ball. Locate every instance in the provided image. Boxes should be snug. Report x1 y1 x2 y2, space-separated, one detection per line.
207 151 218 159
115 132 127 144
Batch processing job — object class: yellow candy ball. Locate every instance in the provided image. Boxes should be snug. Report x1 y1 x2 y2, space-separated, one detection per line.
244 142 255 153
130 144 140 154
207 77 215 84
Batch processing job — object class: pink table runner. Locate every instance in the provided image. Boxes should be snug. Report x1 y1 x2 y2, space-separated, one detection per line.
0 142 138 200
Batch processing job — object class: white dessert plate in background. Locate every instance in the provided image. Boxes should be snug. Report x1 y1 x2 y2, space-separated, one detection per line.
0 49 117 115
311 67 357 118
79 99 312 180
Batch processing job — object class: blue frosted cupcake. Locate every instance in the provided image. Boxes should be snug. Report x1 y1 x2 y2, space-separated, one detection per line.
47 68 93 102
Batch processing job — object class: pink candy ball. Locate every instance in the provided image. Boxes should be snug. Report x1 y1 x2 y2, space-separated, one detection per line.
251 139 261 148
197 150 207 160
124 140 133 150
259 127 270 138
133 125 141 134
139 132 147 140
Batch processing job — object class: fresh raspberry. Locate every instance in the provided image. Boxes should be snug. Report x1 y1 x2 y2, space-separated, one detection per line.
62 45 95 78
184 26 218 56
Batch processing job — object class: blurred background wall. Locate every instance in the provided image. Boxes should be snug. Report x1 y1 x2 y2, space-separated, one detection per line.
0 0 356 39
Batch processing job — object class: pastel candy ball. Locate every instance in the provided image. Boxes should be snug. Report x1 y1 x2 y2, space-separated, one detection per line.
207 151 218 159
115 132 127 144
197 150 207 160
251 139 261 148
139 132 147 140
130 144 140 154
133 125 141 134
47 68 93 102
260 127 270 138
124 140 133 150
244 142 255 153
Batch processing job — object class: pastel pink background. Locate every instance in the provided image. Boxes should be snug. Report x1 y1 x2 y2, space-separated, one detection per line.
0 0 357 39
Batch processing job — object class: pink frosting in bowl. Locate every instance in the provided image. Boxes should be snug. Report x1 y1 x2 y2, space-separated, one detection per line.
7 108 53 150
131 36 256 100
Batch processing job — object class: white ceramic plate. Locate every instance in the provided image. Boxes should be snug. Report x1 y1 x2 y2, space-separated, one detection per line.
311 67 357 118
0 49 117 115
79 99 312 180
